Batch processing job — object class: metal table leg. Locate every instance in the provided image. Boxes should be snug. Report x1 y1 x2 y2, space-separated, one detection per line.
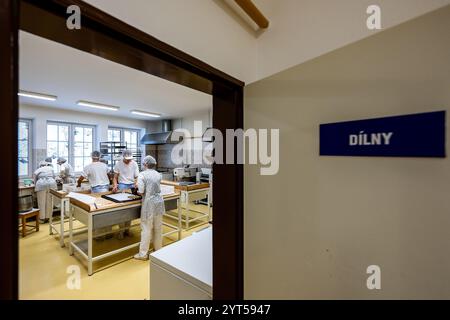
59 198 68 247
69 206 74 256
185 191 190 229
49 194 54 235
177 199 182 240
88 214 93 276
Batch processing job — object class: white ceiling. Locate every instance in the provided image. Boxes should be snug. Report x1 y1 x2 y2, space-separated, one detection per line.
19 31 212 120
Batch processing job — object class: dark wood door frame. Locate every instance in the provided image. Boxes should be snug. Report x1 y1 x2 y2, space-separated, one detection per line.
0 0 19 301
1 0 243 300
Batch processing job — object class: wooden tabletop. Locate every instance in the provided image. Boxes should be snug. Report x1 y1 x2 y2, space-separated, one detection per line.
19 185 35 190
69 191 180 213
49 189 91 199
161 180 209 191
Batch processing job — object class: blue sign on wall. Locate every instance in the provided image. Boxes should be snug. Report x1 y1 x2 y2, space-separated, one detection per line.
320 111 446 157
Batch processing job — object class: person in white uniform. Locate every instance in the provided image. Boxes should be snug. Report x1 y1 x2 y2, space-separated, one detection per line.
113 149 139 239
134 155 165 260
34 160 57 223
77 151 110 193
56 157 75 184
77 151 111 240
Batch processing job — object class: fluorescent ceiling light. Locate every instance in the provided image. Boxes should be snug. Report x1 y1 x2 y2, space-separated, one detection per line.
131 110 161 118
18 90 57 101
77 100 119 111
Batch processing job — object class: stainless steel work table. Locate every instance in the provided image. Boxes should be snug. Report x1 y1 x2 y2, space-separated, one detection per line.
68 192 182 275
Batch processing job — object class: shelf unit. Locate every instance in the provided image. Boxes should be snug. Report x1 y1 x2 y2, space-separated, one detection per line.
99 141 127 172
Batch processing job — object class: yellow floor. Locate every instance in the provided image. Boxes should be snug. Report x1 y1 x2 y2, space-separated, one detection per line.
19 204 211 300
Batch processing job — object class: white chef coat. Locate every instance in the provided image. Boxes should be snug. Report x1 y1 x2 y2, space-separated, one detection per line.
59 162 75 183
114 160 139 184
137 169 165 221
81 162 110 187
34 165 57 192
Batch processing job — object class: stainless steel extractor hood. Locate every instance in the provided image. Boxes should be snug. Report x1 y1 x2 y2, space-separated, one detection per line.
141 120 177 145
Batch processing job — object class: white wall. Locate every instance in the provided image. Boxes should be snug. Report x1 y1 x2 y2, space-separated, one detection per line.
20 104 147 161
255 0 450 81
85 0 450 84
244 6 450 299
84 0 258 84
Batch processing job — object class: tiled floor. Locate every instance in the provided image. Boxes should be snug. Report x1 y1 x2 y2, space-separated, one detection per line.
19 204 211 300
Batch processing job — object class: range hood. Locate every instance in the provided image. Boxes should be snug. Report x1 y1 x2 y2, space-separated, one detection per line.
141 120 176 145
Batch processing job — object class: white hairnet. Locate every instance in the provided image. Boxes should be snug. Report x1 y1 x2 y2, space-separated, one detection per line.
57 157 67 164
122 149 133 159
45 157 53 163
142 155 157 167
39 160 48 168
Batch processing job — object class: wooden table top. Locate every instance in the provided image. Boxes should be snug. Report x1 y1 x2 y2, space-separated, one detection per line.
161 180 209 191
49 189 91 199
19 185 35 190
68 190 180 213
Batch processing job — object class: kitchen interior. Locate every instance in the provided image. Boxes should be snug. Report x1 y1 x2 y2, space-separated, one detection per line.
18 31 214 300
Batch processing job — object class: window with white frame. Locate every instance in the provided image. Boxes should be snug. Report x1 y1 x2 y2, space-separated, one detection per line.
18 119 32 177
107 127 140 152
47 122 95 172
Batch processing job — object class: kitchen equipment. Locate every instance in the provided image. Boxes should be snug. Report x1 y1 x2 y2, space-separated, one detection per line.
23 179 33 186
198 168 213 206
178 181 195 186
18 195 33 213
101 192 142 203
141 120 180 145
174 167 197 180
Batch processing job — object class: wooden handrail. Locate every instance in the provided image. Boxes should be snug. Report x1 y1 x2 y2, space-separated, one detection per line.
234 0 269 29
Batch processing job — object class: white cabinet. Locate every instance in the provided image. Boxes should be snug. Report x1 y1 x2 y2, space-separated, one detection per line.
150 227 212 300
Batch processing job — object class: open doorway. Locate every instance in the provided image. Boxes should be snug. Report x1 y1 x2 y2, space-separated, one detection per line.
2 0 243 300
18 30 214 299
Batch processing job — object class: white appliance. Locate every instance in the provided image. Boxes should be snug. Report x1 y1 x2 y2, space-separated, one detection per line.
150 227 212 300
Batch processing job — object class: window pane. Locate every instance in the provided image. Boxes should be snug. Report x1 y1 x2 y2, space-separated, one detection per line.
84 157 91 169
84 127 93 141
124 131 131 145
47 142 58 158
47 124 58 141
74 157 84 172
108 130 113 142
113 130 121 142
59 142 69 157
18 159 28 176
84 143 92 157
18 122 28 140
59 125 69 142
73 127 83 142
131 131 138 144
74 142 83 157
18 140 28 158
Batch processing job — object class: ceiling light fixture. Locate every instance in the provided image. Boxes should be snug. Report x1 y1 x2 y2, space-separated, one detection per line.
131 110 161 118
77 100 119 111
18 90 57 101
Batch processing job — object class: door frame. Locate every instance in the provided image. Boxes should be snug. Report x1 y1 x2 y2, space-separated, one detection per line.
1 0 243 300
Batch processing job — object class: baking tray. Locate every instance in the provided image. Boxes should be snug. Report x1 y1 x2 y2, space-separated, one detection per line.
101 192 142 203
